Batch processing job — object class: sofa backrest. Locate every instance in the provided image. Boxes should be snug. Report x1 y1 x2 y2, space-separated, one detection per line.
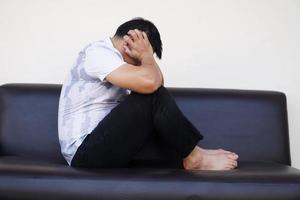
0 84 67 164
167 87 291 166
0 83 291 165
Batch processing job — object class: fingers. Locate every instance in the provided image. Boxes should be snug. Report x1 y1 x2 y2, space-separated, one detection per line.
125 29 145 48
127 30 138 41
127 29 143 40
142 31 150 43
126 29 150 45
123 29 152 60
123 35 134 47
134 29 143 40
123 44 132 56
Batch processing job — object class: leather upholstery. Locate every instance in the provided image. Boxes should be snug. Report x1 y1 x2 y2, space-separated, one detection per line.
0 84 66 164
0 83 299 200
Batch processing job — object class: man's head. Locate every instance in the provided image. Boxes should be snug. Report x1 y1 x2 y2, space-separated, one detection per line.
112 18 162 65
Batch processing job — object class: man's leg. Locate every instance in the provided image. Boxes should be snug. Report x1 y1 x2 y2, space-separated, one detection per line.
71 85 203 168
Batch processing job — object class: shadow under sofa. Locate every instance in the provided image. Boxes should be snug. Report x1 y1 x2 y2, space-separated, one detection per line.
0 83 299 200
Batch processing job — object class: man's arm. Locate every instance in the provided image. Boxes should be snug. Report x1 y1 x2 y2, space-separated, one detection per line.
106 30 163 93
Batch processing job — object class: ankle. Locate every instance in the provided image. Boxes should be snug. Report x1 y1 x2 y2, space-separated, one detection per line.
184 146 203 165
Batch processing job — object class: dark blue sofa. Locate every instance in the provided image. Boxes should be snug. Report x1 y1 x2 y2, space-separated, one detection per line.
0 83 299 200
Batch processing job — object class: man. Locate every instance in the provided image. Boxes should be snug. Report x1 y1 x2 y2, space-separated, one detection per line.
58 18 239 170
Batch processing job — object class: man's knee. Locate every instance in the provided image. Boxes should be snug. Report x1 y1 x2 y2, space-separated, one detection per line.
127 86 172 106
152 85 168 95
151 85 175 106
155 85 172 97
156 85 166 92
130 85 167 96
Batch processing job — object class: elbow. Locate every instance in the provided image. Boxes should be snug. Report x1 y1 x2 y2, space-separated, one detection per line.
143 78 161 94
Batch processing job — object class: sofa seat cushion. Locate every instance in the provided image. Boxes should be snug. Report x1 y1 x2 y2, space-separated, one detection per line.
0 156 299 200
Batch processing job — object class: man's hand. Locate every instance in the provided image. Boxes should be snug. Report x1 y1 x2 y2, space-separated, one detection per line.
106 28 164 91
123 29 154 62
123 29 164 86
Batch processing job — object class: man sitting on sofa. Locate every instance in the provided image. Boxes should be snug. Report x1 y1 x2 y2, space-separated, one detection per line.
58 17 239 170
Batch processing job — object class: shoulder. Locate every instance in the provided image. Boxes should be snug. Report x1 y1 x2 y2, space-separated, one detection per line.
83 37 124 66
85 37 118 56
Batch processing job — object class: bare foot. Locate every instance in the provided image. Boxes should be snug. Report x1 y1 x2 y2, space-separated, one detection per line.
183 146 238 170
200 148 236 155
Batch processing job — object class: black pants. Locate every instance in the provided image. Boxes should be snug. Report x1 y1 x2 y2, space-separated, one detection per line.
71 85 203 169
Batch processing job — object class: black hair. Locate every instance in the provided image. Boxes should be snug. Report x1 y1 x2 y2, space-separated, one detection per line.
114 17 163 59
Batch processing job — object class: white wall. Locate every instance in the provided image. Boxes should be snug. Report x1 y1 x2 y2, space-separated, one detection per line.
0 0 299 168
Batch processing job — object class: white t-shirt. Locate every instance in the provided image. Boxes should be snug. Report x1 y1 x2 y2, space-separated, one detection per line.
58 37 131 165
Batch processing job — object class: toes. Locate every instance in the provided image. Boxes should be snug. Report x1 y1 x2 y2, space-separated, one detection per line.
224 166 233 170
234 160 238 167
223 151 238 158
227 154 236 160
226 163 236 169
221 149 239 158
230 160 238 168
227 154 239 160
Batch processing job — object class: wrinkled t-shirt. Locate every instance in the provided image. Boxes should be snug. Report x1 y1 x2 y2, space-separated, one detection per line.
58 37 131 165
